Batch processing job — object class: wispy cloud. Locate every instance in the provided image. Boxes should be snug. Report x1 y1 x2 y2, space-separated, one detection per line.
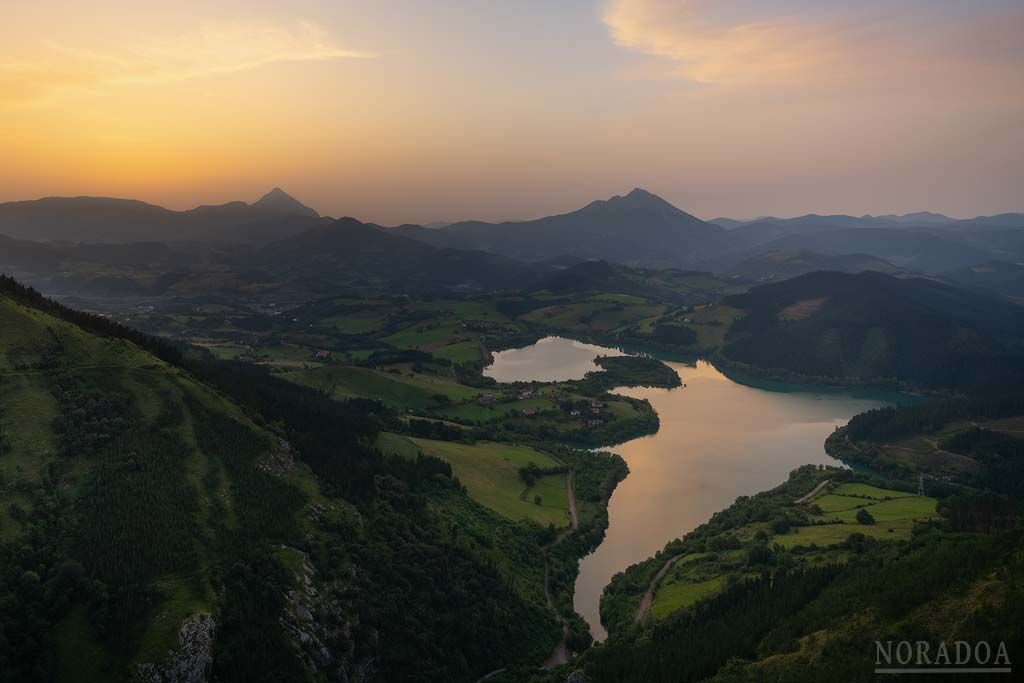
602 0 1024 89
1 20 371 105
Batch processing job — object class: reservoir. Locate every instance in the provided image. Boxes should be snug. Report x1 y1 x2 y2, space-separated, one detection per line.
483 335 624 382
484 337 891 640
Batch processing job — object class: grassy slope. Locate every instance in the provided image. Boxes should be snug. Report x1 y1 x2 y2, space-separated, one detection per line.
410 438 570 528
283 363 478 408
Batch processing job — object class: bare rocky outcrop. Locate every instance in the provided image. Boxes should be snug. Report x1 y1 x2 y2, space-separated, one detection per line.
258 437 296 475
135 613 215 683
279 547 376 683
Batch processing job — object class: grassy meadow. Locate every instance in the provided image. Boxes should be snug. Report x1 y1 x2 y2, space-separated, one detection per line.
410 438 570 527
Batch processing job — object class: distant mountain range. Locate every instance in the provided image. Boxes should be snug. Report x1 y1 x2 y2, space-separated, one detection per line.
0 214 543 298
727 228 995 274
249 216 540 295
389 190 1023 275
711 210 1021 230
726 250 901 281
2 186 1022 292
390 188 729 269
0 188 326 244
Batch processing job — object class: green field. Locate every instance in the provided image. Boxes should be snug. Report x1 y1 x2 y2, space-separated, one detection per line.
432 340 482 363
320 310 390 334
830 482 913 500
521 298 663 333
773 521 915 547
779 484 937 546
813 493 873 513
410 438 570 527
438 397 555 422
283 365 478 409
651 576 725 621
407 299 508 320
382 321 462 349
830 496 936 523
202 342 249 360
679 304 743 349
375 431 422 459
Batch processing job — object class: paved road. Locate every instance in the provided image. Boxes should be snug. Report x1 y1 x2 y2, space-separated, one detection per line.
634 554 684 624
794 479 831 505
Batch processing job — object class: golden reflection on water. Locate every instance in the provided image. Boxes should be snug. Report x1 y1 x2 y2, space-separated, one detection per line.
575 360 885 640
484 341 888 642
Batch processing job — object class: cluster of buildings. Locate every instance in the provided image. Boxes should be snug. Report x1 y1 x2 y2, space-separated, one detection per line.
476 385 545 406
474 388 609 426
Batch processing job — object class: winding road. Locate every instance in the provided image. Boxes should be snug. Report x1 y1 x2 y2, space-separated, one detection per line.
473 471 578 682
634 553 684 624
634 479 836 625
541 470 579 669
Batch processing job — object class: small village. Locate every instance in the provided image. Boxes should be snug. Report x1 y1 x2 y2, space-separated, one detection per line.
477 385 609 424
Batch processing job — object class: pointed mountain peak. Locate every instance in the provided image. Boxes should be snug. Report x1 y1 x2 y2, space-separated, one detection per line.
599 187 701 219
252 188 319 218
260 187 290 200
612 187 675 208
626 187 656 200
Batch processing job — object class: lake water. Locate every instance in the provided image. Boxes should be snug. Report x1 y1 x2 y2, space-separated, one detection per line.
483 336 624 383
484 337 891 640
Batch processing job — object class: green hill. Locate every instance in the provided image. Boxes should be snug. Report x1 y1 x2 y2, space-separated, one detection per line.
0 276 580 682
720 271 1024 392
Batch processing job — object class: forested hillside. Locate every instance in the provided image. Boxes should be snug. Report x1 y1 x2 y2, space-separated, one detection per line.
720 271 1024 392
0 277 592 682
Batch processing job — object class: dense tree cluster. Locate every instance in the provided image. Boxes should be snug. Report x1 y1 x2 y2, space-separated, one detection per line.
648 322 698 347
588 566 842 682
845 396 1024 443
578 356 681 392
837 397 1024 499
518 463 568 487
405 417 467 442
50 374 130 457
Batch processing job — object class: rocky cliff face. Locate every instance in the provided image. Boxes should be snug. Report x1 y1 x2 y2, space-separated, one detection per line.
135 614 216 683
280 547 377 683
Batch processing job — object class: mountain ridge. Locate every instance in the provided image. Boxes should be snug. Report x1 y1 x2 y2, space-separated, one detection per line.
391 188 728 269
0 188 323 244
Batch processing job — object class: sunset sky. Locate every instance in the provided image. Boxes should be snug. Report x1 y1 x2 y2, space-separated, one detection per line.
3 0 1022 224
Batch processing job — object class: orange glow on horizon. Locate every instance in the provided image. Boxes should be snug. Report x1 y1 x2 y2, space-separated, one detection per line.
2 1 1021 223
